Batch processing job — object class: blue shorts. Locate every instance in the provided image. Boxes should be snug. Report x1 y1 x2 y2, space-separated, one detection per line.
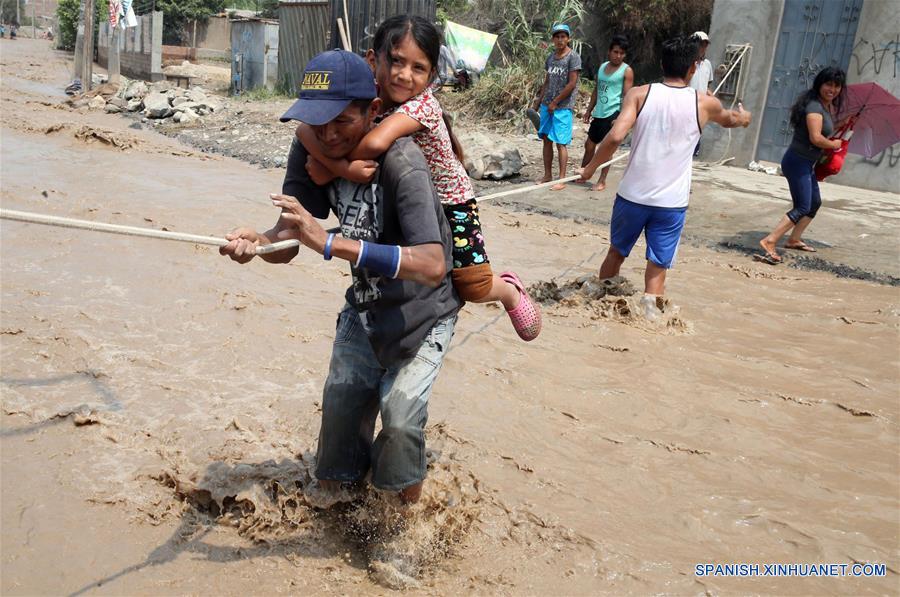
610 195 687 269
538 105 573 145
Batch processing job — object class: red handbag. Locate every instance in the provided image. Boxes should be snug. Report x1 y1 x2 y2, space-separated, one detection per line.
815 119 854 181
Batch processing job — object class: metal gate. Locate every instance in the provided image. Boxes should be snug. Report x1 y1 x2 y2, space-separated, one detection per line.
756 0 863 162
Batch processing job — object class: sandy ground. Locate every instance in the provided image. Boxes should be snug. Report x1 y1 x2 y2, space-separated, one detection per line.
2 39 899 595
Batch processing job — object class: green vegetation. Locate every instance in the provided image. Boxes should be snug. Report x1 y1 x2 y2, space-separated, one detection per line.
239 86 292 102
156 0 226 44
437 0 712 121
56 0 105 52
440 0 588 121
1 1 22 24
596 0 712 82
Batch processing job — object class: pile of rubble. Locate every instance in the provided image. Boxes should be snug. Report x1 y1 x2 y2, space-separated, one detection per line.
70 78 225 124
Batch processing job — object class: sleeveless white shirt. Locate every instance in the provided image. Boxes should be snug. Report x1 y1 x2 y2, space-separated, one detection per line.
618 83 701 209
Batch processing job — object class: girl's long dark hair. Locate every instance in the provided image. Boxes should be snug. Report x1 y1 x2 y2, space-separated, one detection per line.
372 15 465 163
789 66 847 128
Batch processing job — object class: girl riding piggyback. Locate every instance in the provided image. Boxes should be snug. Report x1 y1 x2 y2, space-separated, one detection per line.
296 15 541 341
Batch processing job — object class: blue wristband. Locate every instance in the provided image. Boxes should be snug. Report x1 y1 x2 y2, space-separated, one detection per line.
359 242 401 278
323 232 335 261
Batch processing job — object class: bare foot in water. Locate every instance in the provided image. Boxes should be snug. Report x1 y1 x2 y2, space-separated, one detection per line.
591 181 606 192
758 238 782 263
550 183 567 191
534 176 552 185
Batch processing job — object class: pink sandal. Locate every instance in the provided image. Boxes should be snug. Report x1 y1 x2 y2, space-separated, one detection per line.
499 271 542 341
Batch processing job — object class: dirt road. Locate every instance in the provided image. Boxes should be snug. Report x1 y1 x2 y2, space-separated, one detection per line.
2 39 898 595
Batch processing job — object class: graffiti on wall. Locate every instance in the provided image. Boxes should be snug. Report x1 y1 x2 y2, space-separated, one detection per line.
859 145 900 169
851 35 900 78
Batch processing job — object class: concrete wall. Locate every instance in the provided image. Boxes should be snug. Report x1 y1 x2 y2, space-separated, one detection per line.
831 0 900 192
704 0 899 193
184 16 231 52
700 0 785 166
98 11 163 82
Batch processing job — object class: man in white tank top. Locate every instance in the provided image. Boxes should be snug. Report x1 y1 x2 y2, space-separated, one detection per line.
578 36 751 318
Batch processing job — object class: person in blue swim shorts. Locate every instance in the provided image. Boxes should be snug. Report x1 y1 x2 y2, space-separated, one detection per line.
578 36 751 318
531 23 581 191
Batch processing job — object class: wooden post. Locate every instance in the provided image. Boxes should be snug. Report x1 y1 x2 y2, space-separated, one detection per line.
80 0 94 89
32 0 36 38
73 0 85 82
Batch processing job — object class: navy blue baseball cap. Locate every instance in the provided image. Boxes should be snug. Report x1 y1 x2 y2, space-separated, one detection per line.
280 49 377 125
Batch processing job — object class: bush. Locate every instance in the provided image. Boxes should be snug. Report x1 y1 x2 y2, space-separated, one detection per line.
56 0 105 52
56 0 79 50
590 0 713 82
156 0 226 45
439 0 588 123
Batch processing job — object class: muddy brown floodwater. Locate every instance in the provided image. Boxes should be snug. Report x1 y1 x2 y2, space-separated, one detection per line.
2 38 898 595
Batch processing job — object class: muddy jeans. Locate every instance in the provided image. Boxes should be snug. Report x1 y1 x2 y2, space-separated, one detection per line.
314 305 456 492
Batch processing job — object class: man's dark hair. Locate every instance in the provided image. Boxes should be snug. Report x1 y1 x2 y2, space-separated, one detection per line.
350 98 374 114
609 34 629 53
661 36 700 79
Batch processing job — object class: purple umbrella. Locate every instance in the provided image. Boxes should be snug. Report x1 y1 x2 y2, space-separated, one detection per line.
838 82 900 159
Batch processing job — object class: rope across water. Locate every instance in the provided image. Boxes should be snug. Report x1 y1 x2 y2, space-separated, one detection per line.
0 154 628 254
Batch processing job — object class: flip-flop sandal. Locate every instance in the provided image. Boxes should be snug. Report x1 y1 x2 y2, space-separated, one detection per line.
499 271 542 341
784 242 817 252
753 252 782 265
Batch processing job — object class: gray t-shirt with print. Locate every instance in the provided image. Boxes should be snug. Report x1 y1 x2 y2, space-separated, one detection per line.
788 99 834 161
283 137 460 368
542 49 582 110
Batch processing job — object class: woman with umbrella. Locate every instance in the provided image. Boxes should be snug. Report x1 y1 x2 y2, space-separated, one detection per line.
758 67 847 263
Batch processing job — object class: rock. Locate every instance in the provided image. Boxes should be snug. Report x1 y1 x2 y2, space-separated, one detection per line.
123 80 148 100
464 157 485 180
166 88 186 101
172 101 201 113
178 109 199 124
142 91 173 118
129 122 143 130
273 156 287 168
107 96 129 109
457 132 523 180
126 98 143 112
482 149 524 180
171 96 190 108
104 103 122 114
88 95 107 110
185 89 208 104
148 80 175 94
